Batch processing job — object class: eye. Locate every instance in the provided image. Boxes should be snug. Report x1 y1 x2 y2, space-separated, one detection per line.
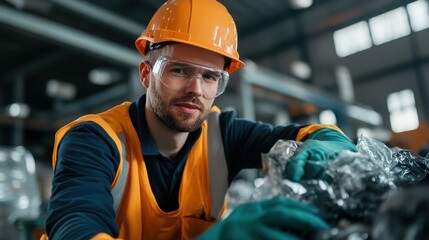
202 72 221 82
171 67 185 74
169 66 190 77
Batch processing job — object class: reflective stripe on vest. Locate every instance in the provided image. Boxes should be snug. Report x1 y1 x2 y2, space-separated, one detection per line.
111 111 228 219
111 132 129 212
206 110 228 219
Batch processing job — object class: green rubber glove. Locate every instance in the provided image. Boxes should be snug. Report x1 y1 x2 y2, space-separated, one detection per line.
197 197 330 240
285 128 357 182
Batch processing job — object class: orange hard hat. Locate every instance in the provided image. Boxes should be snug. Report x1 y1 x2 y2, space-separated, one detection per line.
135 0 245 73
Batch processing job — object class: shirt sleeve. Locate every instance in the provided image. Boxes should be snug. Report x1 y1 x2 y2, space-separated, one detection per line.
45 122 120 240
219 111 303 180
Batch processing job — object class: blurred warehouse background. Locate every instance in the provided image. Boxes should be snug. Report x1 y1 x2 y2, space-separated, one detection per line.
0 0 429 238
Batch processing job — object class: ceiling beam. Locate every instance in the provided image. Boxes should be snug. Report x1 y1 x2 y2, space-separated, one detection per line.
239 0 337 37
52 83 129 119
241 60 383 126
0 5 142 67
245 0 414 60
2 50 69 84
50 0 144 36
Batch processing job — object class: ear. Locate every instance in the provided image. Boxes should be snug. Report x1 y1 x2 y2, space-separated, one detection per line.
139 61 151 88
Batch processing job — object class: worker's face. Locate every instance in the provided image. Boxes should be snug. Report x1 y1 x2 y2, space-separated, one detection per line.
140 44 226 132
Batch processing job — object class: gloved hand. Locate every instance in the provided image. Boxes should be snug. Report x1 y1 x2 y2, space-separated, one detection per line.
285 128 357 182
197 196 330 240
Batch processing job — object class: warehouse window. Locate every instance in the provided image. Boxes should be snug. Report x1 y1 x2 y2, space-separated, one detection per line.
369 7 411 45
387 89 419 132
407 0 429 32
333 21 372 57
334 0 429 57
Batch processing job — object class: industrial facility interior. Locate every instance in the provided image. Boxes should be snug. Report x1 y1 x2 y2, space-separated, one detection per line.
1 0 429 239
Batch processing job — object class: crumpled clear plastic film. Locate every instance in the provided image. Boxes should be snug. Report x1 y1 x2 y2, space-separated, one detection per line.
245 136 429 230
357 137 429 187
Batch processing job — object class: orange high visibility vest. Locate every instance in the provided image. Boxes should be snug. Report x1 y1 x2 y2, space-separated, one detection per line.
50 102 228 240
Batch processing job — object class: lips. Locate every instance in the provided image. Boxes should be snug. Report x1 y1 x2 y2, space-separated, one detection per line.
175 102 202 111
173 97 203 111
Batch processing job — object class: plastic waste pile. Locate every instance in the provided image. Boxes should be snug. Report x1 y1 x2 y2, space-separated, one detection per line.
234 136 429 240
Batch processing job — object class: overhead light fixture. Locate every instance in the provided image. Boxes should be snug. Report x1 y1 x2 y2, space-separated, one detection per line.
88 68 122 85
46 79 76 100
289 0 313 9
290 61 312 79
6 103 30 118
319 109 337 125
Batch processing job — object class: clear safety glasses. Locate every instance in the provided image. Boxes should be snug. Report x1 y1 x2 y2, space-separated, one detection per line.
149 56 229 99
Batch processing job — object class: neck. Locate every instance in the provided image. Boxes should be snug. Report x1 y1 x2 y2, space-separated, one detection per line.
145 104 188 160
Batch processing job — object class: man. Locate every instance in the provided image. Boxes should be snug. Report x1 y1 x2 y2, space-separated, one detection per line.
44 0 356 239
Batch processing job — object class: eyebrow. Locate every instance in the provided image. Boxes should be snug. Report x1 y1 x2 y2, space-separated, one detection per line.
169 62 190 67
168 61 194 67
166 58 223 72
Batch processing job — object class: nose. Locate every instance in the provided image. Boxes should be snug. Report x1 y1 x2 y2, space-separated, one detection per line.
184 75 204 97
